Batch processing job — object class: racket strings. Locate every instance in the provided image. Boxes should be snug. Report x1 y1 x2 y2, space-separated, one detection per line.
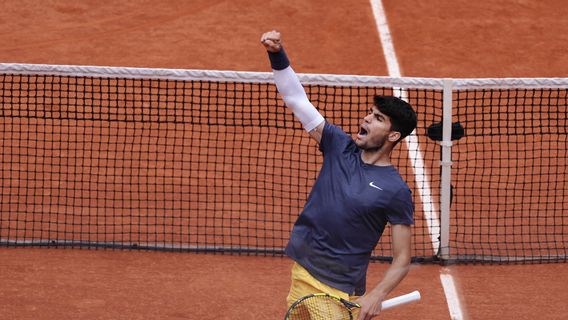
287 295 354 320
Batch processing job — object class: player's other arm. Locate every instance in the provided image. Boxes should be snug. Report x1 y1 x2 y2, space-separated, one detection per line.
260 30 325 143
355 224 412 320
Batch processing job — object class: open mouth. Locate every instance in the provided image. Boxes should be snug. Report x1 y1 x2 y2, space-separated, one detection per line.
356 126 368 140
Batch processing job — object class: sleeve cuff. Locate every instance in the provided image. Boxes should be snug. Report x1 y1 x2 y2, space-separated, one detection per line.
267 48 290 70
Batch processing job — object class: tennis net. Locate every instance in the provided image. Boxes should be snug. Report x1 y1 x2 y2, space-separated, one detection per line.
0 63 566 263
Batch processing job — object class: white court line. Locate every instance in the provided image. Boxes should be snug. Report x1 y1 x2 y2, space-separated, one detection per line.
369 0 440 256
441 271 465 320
369 0 465 319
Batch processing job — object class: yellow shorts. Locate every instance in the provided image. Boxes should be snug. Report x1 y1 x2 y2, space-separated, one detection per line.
286 262 358 307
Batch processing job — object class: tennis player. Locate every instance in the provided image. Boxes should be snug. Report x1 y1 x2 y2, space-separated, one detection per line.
261 30 417 320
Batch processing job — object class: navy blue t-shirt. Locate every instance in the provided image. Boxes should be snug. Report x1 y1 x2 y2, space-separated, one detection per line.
285 123 414 296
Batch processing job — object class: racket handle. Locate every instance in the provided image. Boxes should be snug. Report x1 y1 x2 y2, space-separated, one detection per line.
381 290 421 310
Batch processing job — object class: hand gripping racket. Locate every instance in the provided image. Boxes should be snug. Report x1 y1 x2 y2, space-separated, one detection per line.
284 290 421 320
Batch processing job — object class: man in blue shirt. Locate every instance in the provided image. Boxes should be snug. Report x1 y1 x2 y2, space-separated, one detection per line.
261 30 417 320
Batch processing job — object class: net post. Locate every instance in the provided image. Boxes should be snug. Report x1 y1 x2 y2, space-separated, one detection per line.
439 78 453 262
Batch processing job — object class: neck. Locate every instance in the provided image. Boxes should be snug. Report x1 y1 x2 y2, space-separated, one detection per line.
361 147 392 166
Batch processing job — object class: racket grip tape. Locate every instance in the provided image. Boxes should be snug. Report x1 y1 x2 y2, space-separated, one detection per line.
381 290 421 310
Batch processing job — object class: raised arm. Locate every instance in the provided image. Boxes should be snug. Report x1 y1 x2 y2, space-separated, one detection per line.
260 30 325 143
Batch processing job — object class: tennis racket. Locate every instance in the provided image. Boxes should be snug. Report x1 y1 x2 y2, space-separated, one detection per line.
284 290 421 320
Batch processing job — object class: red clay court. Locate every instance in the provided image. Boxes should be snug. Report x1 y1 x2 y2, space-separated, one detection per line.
1 1 567 319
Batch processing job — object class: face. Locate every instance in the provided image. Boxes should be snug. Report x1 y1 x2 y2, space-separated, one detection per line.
354 106 400 151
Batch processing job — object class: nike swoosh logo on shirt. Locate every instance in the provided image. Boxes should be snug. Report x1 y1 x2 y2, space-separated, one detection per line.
369 182 383 191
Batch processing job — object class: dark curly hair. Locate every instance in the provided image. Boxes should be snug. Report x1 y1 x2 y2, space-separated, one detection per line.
374 96 417 142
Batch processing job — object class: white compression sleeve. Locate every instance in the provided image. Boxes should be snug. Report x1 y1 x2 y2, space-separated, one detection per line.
273 66 325 132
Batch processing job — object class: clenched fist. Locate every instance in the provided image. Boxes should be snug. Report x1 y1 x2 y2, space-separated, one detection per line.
260 30 282 53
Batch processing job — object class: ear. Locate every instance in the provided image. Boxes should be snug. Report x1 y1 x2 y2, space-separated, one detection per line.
388 131 401 142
